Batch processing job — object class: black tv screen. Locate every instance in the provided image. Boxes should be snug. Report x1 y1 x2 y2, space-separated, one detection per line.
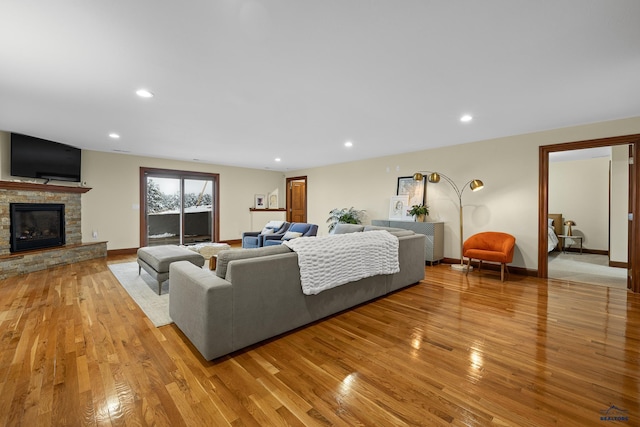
11 133 81 182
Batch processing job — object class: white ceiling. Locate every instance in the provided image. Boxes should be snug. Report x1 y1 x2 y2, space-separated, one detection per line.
1 1 639 171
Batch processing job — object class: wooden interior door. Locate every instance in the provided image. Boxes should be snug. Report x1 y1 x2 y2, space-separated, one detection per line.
287 177 307 223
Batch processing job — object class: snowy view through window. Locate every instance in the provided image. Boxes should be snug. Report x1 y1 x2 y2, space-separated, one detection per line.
147 177 213 245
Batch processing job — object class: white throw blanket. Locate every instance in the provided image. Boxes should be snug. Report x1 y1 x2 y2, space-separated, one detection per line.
284 230 400 295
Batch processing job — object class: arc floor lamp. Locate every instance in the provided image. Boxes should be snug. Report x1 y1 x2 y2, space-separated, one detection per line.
413 171 484 271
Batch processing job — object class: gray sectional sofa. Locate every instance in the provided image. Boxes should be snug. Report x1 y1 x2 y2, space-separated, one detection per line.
169 225 426 360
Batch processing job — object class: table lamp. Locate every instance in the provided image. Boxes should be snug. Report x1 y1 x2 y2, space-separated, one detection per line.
564 220 576 236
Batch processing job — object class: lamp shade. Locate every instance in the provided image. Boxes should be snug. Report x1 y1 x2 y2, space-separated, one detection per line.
413 172 424 181
470 179 484 191
427 172 441 183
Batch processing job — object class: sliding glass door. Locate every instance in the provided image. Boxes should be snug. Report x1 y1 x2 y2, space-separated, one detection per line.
183 178 214 244
140 168 219 247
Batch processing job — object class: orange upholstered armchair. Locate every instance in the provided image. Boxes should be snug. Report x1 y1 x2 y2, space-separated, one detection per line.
463 232 516 281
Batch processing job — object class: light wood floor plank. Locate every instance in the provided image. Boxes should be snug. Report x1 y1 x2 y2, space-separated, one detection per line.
0 256 639 426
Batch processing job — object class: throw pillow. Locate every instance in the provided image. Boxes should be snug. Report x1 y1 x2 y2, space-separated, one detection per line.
281 231 303 241
261 220 284 234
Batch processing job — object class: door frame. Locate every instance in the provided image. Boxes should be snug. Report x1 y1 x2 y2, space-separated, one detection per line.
538 134 640 292
139 167 220 247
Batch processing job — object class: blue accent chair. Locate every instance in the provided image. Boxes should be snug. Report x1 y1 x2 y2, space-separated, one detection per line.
263 223 318 246
242 221 290 248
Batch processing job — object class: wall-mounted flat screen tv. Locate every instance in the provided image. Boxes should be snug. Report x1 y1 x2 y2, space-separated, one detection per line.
11 133 82 182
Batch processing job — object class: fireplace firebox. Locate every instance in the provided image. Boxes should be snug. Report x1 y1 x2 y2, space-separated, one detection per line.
10 203 66 253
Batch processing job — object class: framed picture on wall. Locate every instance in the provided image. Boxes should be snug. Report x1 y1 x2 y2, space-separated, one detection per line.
255 194 266 209
397 176 426 207
268 190 278 209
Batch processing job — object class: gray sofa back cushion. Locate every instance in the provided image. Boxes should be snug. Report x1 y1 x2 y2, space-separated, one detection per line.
363 225 415 237
216 245 291 278
333 223 365 234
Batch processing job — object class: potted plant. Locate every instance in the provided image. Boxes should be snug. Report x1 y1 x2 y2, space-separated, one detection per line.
326 207 366 232
408 204 429 222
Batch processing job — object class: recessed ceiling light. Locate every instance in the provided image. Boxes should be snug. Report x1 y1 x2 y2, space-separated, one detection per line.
344 140 353 148
460 114 473 123
275 158 281 162
136 89 154 98
109 133 120 139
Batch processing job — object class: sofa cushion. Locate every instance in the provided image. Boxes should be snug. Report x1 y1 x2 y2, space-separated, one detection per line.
386 229 415 237
281 231 303 240
363 225 415 237
137 245 205 272
333 223 365 234
216 245 292 278
465 248 509 263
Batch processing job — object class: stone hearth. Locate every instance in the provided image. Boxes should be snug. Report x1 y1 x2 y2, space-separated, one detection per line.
0 181 107 280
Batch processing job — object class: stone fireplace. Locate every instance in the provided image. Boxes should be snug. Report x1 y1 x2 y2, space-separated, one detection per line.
10 203 66 252
0 181 106 279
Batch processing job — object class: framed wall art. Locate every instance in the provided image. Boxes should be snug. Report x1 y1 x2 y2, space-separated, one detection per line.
268 189 279 209
389 195 411 221
397 175 426 207
254 194 266 209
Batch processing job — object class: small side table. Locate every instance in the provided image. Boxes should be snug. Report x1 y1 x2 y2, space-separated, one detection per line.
558 235 583 254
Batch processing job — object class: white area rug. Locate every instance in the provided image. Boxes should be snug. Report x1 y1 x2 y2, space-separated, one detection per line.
108 262 172 327
548 252 627 289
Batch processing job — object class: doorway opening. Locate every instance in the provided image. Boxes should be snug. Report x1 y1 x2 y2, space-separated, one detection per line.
538 134 640 293
140 167 220 247
547 146 628 289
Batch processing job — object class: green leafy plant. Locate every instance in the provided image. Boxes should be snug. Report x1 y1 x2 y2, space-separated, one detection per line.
408 204 429 217
326 207 366 232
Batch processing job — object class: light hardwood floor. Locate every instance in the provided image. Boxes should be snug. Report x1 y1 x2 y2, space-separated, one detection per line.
0 256 638 426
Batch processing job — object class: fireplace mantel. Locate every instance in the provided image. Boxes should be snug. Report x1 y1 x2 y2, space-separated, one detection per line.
0 180 91 194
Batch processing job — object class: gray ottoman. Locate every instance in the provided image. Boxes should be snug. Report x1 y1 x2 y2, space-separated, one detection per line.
137 245 205 294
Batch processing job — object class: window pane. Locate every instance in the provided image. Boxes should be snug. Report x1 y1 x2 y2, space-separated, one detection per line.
183 179 213 244
146 177 181 246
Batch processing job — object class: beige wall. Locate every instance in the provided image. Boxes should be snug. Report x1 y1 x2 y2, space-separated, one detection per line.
0 135 286 249
0 132 9 175
250 210 286 231
549 157 610 250
287 116 640 270
81 152 288 249
611 145 630 263
2 116 640 268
